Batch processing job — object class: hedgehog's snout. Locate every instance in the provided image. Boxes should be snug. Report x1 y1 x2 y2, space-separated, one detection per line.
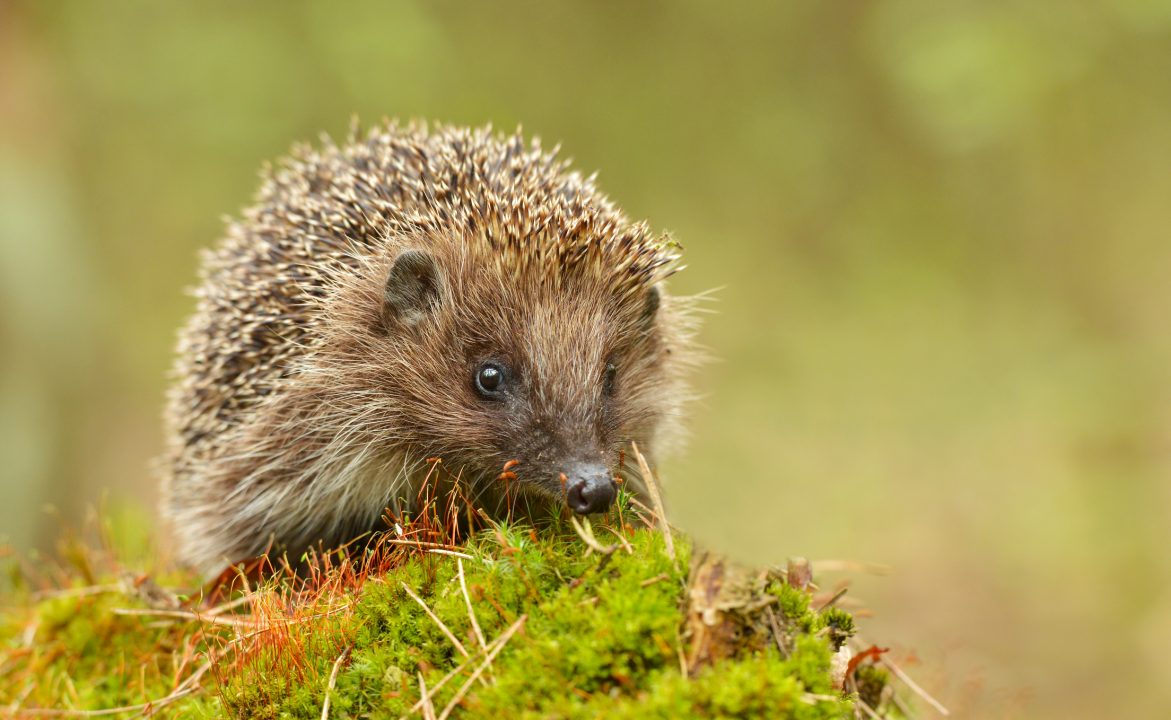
563 462 617 515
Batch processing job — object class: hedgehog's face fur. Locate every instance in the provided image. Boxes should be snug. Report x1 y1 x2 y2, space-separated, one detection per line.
347 233 680 516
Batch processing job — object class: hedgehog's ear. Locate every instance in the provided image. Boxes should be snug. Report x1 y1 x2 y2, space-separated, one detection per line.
383 249 443 330
640 284 661 331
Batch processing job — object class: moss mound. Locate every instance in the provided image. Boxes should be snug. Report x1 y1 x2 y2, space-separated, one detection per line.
1 504 899 718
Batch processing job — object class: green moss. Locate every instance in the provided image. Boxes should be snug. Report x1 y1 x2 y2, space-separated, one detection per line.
2 519 872 718
773 581 814 626
855 664 891 711
1 586 219 714
817 607 856 651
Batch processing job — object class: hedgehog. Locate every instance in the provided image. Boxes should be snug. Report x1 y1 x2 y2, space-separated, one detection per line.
162 122 700 574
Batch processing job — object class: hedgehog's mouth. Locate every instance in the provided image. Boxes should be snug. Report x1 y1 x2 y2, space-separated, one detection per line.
490 459 618 516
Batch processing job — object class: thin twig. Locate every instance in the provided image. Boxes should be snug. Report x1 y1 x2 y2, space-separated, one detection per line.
457 559 486 652
811 560 893 576
639 573 670 588
427 548 474 560
630 442 675 563
674 623 689 678
802 692 844 705
320 646 351 720
765 605 790 658
436 615 526 720
625 494 658 523
815 587 849 611
384 538 467 552
7 681 35 715
400 582 468 658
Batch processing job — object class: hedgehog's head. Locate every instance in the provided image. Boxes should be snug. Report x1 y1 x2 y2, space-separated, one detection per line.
370 226 690 517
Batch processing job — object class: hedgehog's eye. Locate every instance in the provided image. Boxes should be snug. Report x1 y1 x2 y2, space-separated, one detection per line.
474 362 506 398
603 362 618 396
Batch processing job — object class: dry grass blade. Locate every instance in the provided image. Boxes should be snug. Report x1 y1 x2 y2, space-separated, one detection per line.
204 592 258 617
397 642 489 719
109 607 255 628
16 658 213 717
319 646 350 720
435 614 526 720
852 636 949 716
855 698 883 719
397 624 528 720
20 619 40 648
568 515 616 556
630 442 675 563
880 655 949 716
457 558 486 652
888 689 912 716
417 671 436 720
602 525 634 554
13 691 197 718
31 584 124 602
400 582 468 658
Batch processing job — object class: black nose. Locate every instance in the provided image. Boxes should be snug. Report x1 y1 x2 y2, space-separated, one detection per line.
564 463 617 515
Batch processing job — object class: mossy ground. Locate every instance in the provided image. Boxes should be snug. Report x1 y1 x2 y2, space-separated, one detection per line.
0 496 896 718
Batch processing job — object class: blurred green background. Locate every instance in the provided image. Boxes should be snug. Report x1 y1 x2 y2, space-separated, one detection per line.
1 1 1168 716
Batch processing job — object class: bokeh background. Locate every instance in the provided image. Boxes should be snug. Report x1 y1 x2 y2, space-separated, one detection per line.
2 1 1168 716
